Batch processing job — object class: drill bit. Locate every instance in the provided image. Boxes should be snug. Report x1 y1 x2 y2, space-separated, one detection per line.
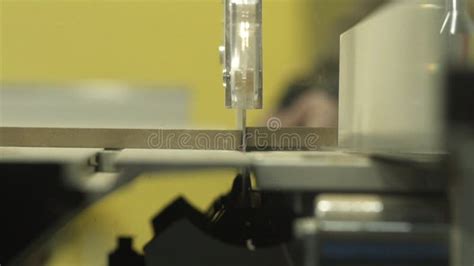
237 109 247 152
237 109 250 201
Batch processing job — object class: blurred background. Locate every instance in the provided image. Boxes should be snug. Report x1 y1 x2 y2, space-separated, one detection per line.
1 0 473 265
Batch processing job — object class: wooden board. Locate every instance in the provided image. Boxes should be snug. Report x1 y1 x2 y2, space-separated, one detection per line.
0 127 337 151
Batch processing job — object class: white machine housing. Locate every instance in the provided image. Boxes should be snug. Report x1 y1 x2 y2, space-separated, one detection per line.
338 0 447 154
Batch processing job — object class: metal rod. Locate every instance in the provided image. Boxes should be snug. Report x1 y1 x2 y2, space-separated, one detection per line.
237 109 247 152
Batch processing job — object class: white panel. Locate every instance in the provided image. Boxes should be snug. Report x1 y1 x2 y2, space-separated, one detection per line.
339 0 446 153
0 82 190 129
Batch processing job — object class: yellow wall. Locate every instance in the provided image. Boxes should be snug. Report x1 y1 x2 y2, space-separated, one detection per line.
1 0 316 127
0 1 318 265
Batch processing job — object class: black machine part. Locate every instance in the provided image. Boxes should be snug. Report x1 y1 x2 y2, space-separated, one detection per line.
109 173 299 266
